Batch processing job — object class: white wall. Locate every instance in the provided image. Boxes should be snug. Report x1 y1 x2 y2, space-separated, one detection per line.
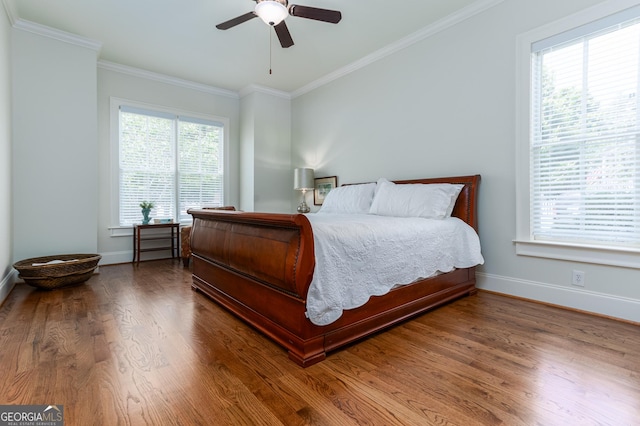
96 65 242 265
12 26 99 262
7 21 291 267
291 0 640 323
239 94 255 212
0 4 14 303
240 90 292 213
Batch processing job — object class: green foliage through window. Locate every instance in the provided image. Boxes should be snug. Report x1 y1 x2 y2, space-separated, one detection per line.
119 107 224 226
531 16 640 247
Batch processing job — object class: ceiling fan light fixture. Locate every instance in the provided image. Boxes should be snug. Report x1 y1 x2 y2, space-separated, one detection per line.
255 1 288 26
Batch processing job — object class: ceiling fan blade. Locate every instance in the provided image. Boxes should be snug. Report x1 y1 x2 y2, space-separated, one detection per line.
289 5 342 24
274 21 294 48
216 12 257 30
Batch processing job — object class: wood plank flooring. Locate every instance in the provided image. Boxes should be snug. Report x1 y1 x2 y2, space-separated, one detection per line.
0 260 638 425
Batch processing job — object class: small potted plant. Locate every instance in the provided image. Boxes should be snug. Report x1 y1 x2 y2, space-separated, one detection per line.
139 201 154 224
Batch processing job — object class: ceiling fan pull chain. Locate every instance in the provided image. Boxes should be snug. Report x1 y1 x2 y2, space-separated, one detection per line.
269 28 273 75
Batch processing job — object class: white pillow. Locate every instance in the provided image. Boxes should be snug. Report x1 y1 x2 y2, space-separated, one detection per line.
317 183 377 214
369 178 463 219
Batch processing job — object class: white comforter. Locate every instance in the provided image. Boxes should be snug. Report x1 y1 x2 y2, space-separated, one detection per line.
305 214 484 326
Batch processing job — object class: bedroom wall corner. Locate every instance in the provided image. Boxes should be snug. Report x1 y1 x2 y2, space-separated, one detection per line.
0 270 17 307
0 1 14 306
239 94 255 212
12 25 99 263
239 90 292 213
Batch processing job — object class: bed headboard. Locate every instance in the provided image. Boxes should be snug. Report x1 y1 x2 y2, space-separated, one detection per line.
391 175 480 232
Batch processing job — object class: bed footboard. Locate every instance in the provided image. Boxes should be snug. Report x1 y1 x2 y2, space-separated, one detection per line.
189 209 326 364
188 210 315 299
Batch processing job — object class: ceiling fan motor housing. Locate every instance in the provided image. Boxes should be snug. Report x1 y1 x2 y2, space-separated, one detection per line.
256 0 289 5
216 0 341 48
255 0 290 26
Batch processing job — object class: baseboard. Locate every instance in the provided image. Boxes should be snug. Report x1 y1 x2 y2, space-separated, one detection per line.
476 272 640 324
99 251 133 265
99 250 180 266
476 272 640 323
0 269 18 307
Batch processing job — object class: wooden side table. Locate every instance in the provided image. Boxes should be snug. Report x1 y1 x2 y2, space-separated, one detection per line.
132 223 180 266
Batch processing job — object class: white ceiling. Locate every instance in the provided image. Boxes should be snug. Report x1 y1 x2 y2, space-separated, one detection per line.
4 0 484 94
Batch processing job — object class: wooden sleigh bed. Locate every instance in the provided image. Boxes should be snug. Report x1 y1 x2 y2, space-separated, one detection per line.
188 175 480 367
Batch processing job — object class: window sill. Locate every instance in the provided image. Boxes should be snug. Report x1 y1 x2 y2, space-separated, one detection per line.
109 226 133 237
109 222 191 237
514 240 640 269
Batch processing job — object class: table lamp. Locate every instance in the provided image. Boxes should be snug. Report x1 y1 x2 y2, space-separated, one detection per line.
294 168 314 213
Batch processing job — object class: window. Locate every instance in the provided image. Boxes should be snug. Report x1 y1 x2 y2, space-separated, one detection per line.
516 2 640 267
113 100 226 227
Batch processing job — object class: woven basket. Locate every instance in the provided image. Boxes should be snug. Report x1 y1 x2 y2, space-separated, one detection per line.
13 254 101 290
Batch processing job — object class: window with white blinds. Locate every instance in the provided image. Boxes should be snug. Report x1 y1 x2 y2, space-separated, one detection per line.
118 105 224 226
529 7 640 249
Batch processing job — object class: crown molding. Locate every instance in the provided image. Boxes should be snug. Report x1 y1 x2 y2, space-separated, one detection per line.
98 60 239 99
291 0 505 98
5 0 505 102
1 0 16 26
239 84 291 100
13 18 102 52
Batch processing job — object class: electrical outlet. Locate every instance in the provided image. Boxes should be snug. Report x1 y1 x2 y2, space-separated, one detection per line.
572 270 585 287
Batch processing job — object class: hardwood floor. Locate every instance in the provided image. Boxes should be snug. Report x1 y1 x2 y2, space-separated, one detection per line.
0 260 638 425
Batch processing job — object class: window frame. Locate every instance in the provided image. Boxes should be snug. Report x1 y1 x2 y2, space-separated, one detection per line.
109 97 229 233
515 0 640 269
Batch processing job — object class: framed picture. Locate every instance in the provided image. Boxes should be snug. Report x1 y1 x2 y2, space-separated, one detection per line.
314 176 337 205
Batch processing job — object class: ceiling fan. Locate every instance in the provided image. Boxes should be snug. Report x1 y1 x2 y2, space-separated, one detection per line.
216 0 342 48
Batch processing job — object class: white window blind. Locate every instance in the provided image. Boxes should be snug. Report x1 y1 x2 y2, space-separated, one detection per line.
178 117 224 221
118 106 224 226
530 9 640 248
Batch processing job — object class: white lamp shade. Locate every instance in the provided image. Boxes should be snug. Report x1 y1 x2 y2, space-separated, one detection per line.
255 1 288 26
294 168 315 190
